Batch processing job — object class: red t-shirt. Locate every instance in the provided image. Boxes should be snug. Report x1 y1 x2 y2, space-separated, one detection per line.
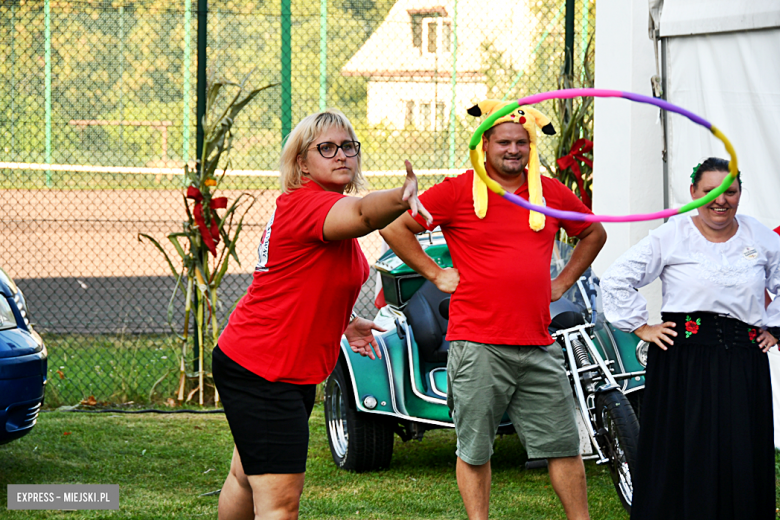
413 170 592 345
218 181 369 384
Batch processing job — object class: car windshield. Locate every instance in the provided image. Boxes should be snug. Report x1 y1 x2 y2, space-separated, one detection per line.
550 240 574 279
402 233 596 313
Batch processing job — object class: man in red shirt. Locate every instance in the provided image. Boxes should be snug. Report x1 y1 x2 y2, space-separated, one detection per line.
380 103 606 520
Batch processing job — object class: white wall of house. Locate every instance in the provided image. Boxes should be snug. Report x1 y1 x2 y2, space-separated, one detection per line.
367 81 487 129
592 0 665 321
342 0 535 77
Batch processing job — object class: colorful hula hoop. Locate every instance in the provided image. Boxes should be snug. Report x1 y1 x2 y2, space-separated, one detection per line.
468 88 739 223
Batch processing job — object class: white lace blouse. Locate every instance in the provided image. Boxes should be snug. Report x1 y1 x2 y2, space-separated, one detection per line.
601 215 780 332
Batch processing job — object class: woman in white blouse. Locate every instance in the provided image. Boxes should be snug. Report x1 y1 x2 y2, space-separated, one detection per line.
601 157 780 520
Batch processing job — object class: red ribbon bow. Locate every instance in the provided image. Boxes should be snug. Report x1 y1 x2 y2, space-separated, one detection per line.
556 138 593 209
186 186 227 256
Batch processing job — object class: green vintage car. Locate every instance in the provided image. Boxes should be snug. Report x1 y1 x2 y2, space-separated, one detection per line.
325 232 646 512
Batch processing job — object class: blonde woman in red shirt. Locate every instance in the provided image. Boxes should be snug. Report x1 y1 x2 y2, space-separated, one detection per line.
213 109 431 520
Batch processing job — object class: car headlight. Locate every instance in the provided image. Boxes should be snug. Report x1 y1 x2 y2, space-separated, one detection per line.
12 289 31 329
0 267 32 330
0 267 18 294
0 297 17 331
636 340 649 367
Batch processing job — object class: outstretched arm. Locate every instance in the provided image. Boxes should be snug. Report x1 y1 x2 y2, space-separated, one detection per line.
323 161 432 241
550 222 607 301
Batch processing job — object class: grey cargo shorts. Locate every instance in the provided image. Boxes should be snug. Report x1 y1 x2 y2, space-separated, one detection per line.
447 340 580 464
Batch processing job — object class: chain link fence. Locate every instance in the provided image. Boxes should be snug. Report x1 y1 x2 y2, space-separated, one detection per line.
0 0 594 407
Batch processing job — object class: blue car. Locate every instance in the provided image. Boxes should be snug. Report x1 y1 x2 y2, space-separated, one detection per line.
0 268 47 445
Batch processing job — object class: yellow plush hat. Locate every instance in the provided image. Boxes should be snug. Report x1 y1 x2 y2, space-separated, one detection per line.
467 100 555 231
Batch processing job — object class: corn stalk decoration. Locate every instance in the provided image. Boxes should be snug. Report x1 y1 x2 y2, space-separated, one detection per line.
545 36 595 211
139 77 277 405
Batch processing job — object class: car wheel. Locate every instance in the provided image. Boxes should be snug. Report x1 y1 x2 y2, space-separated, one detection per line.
324 358 394 472
595 389 640 514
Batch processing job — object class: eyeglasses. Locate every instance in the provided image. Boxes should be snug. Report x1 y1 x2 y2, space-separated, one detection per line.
310 141 361 159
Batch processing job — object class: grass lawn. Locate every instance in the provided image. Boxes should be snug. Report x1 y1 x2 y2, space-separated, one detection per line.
0 406 638 519
43 335 188 408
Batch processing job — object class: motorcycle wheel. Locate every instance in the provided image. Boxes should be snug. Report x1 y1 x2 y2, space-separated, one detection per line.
324 359 394 472
627 389 644 424
595 389 640 514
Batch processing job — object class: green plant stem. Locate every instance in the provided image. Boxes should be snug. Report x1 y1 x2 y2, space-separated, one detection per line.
197 288 205 406
179 275 194 400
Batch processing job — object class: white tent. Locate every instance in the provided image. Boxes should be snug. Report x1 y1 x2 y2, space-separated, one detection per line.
654 0 780 448
650 0 780 228
594 0 780 447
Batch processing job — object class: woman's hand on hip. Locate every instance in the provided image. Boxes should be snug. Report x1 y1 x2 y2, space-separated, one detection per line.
756 329 778 353
344 317 386 360
402 160 433 227
634 322 677 351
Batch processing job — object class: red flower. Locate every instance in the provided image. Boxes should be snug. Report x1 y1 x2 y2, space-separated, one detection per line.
748 328 758 342
685 321 699 334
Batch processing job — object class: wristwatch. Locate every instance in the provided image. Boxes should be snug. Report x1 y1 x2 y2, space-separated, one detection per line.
349 311 358 324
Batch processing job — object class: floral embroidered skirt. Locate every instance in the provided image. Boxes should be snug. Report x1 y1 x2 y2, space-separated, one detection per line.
630 312 775 520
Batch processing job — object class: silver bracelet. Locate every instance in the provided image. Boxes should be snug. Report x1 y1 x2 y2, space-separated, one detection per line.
349 311 358 323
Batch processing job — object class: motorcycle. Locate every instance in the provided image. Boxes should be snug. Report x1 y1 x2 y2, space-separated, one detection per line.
324 231 647 512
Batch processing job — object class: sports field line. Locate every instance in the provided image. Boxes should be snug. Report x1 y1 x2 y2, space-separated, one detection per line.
1 162 459 177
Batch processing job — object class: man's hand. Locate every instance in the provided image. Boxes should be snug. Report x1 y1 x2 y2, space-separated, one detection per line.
344 317 386 360
634 322 677 350
550 276 570 302
432 267 460 294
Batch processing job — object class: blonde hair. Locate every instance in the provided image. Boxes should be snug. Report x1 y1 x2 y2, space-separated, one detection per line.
279 109 366 194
